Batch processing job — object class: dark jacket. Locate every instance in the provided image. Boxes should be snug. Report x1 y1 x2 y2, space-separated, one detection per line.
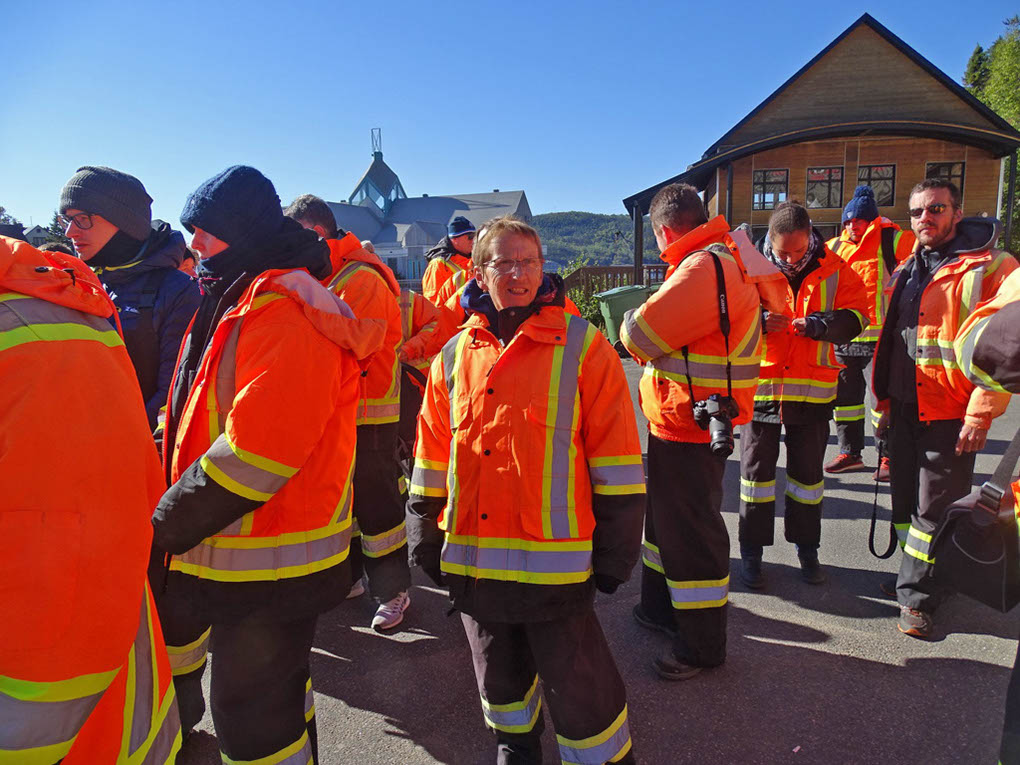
425 235 459 261
96 220 201 428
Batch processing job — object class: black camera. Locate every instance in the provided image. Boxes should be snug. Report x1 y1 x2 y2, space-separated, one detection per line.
692 393 739 457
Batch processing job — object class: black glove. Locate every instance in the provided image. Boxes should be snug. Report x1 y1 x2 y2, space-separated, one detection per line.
595 573 623 595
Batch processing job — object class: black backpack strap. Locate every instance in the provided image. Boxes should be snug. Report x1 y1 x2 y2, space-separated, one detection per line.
976 427 1020 514
137 268 166 312
880 226 897 275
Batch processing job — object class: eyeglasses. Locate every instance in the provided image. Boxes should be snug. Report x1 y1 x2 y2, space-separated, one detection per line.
485 257 543 275
908 203 950 218
60 212 94 230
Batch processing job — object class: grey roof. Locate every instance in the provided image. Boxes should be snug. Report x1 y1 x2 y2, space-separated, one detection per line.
23 225 46 236
326 202 382 241
386 191 531 230
350 152 403 201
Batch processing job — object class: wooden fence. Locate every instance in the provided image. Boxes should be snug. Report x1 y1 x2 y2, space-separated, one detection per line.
562 265 667 294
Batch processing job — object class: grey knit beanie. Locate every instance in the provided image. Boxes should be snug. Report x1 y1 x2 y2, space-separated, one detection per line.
59 166 153 241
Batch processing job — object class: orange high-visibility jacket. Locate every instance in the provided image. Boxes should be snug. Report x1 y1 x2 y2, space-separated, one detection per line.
399 288 445 372
827 218 916 343
756 247 869 406
956 268 1020 394
164 268 386 583
619 216 765 443
0 237 180 763
874 238 1016 428
439 279 582 345
411 308 645 587
422 251 472 305
325 234 403 425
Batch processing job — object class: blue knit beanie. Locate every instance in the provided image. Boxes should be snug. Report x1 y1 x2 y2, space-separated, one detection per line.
448 216 476 237
842 185 880 226
180 166 284 251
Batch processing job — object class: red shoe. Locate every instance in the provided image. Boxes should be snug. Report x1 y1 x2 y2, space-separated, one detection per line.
873 456 891 483
824 453 864 474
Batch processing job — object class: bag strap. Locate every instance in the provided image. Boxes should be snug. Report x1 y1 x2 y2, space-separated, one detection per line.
976 427 1020 513
880 226 897 275
681 248 732 405
868 442 897 559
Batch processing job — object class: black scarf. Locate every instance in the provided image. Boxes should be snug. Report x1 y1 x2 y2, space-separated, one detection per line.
461 273 567 344
90 229 147 270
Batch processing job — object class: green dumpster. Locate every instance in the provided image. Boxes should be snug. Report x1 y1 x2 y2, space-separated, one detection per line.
597 284 652 346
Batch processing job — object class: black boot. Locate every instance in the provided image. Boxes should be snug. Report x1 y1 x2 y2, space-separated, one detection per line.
740 557 765 589
799 553 826 585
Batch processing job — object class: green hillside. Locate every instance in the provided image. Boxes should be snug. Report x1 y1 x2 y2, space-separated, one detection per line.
532 211 659 267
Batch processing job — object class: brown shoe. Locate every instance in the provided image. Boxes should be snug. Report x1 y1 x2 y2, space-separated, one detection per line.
873 456 891 483
653 653 703 681
898 606 933 639
879 578 897 598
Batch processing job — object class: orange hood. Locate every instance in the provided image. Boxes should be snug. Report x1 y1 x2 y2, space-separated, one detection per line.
327 234 401 297
0 235 114 318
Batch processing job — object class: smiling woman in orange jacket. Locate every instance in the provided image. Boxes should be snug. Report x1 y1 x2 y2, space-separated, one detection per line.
0 236 180 763
408 216 644 765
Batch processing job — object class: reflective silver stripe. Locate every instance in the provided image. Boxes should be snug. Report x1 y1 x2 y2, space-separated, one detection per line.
754 379 836 403
361 521 407 558
442 537 592 583
202 433 295 502
619 309 663 361
667 576 729 610
213 318 243 434
785 477 824 505
0 683 104 754
166 627 211 676
588 460 645 495
222 729 314 765
129 596 155 754
138 698 182 765
557 705 631 765
649 353 760 383
480 676 542 733
641 539 663 572
544 316 589 539
304 677 314 723
410 460 448 497
834 405 865 422
739 477 776 503
916 339 958 367
0 293 118 335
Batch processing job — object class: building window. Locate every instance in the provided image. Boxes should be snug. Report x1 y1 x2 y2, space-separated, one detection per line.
814 223 839 241
925 162 965 195
805 167 843 209
752 169 788 211
857 165 896 206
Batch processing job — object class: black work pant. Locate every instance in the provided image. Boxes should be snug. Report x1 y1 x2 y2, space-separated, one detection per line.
641 434 729 667
739 419 829 553
159 599 319 763
888 400 975 612
461 608 634 765
352 422 411 602
833 351 882 457
1002 632 1020 765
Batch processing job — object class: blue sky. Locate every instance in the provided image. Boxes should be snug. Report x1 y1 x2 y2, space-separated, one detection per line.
2 1 1016 229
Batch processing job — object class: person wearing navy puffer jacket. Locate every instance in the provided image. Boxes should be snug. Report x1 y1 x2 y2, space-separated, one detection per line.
59 166 201 430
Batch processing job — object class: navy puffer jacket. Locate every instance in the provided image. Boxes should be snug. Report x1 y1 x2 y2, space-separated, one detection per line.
96 220 201 428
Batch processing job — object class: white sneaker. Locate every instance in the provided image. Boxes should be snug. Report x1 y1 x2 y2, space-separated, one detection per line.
346 577 366 600
371 591 410 631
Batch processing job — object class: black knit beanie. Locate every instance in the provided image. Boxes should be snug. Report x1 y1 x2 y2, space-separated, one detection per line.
179 166 284 252
59 166 153 241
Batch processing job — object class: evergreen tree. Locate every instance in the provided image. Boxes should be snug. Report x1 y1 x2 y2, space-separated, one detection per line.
45 211 72 246
0 206 22 226
963 44 990 95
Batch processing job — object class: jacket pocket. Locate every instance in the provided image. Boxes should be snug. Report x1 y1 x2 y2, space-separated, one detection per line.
0 510 82 654
521 396 581 540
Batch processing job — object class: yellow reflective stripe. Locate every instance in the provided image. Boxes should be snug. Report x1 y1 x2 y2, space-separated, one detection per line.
635 312 674 358
0 738 76 764
221 729 312 765
739 477 776 503
0 322 122 353
360 521 407 558
201 454 272 502
0 668 119 704
557 704 631 765
542 343 565 539
785 476 824 505
225 435 299 479
171 549 350 583
250 292 286 311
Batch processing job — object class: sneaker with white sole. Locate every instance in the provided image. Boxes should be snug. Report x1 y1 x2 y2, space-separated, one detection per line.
372 591 410 632
346 577 366 600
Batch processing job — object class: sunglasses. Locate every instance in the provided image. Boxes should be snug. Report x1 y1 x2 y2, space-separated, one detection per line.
908 203 950 218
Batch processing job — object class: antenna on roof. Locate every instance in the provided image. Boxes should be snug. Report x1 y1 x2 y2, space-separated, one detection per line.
372 128 382 157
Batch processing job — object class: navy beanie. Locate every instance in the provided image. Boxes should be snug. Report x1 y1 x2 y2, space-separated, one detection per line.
842 185 880 226
59 166 153 241
448 216 476 237
180 166 284 251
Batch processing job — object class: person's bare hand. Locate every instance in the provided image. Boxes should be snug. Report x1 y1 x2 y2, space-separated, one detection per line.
956 423 988 455
764 312 791 333
874 411 890 441
791 318 808 336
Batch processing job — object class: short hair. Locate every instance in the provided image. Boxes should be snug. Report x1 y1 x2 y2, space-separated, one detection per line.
360 239 375 253
768 201 812 237
472 215 543 269
283 194 338 238
38 241 74 255
183 247 199 263
909 178 962 209
648 183 708 234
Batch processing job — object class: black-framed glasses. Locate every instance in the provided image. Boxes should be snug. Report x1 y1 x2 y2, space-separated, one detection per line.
908 203 950 218
485 257 543 275
60 212 94 230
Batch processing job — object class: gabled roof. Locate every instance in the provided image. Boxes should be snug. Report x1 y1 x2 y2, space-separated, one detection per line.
349 152 404 202
385 191 530 230
327 202 383 242
623 13 1020 213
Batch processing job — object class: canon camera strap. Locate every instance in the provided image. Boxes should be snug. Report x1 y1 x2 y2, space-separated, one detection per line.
681 248 732 408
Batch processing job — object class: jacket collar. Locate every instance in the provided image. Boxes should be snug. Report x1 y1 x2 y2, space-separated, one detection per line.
464 303 568 347
659 215 731 268
326 233 401 296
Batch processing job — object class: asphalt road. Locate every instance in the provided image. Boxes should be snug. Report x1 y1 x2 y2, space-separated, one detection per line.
179 358 1020 764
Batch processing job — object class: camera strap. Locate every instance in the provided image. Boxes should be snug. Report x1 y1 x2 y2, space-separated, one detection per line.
681 248 732 408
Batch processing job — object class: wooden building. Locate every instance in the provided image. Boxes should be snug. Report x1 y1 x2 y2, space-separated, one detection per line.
623 14 1020 268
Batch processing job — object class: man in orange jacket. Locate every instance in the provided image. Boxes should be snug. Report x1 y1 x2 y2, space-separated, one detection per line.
152 167 385 763
422 215 475 305
620 183 767 679
286 194 412 630
408 215 644 764
739 202 868 588
0 236 181 763
824 185 916 479
873 178 1016 639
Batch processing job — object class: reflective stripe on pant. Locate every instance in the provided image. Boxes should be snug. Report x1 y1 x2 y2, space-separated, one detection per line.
739 419 829 549
887 400 975 612
353 423 411 602
461 608 634 765
833 352 883 457
641 435 728 667
155 581 209 733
